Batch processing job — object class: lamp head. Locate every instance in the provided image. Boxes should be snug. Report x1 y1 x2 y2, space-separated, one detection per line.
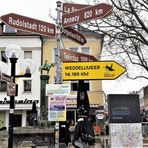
5 44 22 59
24 67 31 77
20 59 36 75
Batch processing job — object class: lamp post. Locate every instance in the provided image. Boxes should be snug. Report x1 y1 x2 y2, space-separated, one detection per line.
4 44 35 148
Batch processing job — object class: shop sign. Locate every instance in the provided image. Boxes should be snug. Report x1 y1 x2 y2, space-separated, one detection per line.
0 97 39 104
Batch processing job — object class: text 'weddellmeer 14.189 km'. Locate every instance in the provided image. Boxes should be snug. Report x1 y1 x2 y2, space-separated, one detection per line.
62 61 126 80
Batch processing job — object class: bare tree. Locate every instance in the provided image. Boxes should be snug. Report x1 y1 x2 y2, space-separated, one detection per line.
84 0 148 80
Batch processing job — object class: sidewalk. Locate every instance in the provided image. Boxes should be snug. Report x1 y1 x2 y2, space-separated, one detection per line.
68 143 102 148
0 135 103 148
68 136 102 148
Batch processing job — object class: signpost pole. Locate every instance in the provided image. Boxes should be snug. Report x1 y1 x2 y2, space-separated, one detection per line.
55 1 62 147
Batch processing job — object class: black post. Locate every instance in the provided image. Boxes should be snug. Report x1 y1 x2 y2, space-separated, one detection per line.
8 57 17 148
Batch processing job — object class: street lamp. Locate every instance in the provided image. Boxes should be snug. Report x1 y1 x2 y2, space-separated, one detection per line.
5 44 36 148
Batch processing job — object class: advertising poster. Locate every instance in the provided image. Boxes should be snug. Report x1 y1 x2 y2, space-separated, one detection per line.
48 96 66 121
110 123 143 148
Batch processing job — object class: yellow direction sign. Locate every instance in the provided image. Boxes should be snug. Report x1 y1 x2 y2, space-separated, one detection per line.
62 61 126 80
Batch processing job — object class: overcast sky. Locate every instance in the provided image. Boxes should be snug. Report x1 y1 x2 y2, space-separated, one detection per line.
0 0 56 22
0 0 148 95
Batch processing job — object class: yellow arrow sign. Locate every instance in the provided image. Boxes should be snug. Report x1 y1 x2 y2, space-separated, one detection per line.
62 61 126 80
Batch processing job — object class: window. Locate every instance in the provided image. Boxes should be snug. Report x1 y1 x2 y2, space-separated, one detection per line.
13 114 22 127
71 81 90 91
24 51 32 59
3 25 17 33
0 81 7 92
24 80 31 92
0 51 8 63
71 81 78 91
69 47 90 54
81 47 90 54
67 110 75 126
69 47 78 52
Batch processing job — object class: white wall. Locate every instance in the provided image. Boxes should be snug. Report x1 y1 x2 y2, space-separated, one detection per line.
0 35 42 127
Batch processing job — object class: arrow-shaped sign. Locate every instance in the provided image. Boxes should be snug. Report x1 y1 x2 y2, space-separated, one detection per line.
62 3 113 28
62 27 87 45
62 61 126 80
63 3 112 17
62 49 97 62
1 13 56 37
63 3 90 14
0 72 12 83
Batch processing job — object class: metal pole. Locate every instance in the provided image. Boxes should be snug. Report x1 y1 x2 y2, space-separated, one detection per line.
8 57 17 148
56 1 62 84
55 1 62 147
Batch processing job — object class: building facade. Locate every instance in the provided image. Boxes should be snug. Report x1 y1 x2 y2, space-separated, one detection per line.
0 23 105 129
42 26 105 126
0 24 41 129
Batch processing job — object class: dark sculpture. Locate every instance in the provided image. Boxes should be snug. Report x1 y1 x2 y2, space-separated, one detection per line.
39 60 55 74
73 80 95 147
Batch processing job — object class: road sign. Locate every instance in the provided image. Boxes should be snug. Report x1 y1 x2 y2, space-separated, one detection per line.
0 72 12 83
62 3 113 28
62 49 97 62
1 13 56 37
63 3 90 14
62 61 126 80
62 27 87 45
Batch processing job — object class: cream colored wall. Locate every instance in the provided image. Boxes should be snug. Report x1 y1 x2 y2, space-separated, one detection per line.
43 35 104 106
144 96 148 108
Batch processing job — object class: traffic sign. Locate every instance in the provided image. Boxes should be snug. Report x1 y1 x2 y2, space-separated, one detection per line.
62 27 87 45
62 61 126 80
0 72 12 83
63 3 90 14
62 49 97 62
62 3 113 28
1 13 56 37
